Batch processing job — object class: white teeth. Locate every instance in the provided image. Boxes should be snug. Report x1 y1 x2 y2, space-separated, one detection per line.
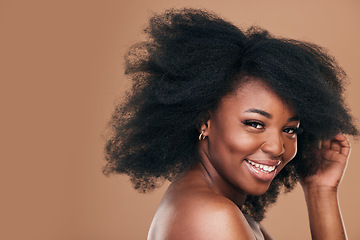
247 159 276 173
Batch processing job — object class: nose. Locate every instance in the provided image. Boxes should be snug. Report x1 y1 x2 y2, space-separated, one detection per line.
261 132 285 157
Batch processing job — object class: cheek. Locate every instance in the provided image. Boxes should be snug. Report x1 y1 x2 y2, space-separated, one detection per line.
227 132 263 156
275 139 298 176
209 130 262 162
283 139 298 163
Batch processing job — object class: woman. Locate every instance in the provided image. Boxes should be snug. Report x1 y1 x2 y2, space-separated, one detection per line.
104 8 358 239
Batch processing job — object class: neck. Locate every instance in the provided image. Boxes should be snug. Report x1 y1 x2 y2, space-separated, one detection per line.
195 151 248 207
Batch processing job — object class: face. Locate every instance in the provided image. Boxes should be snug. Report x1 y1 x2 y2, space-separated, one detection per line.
199 79 300 196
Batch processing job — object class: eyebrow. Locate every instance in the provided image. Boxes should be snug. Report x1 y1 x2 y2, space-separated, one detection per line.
244 108 299 122
245 108 271 118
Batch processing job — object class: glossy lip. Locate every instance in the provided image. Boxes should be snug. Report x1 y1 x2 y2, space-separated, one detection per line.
244 158 280 182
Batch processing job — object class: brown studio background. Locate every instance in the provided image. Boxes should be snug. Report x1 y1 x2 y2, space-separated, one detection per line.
1 0 359 239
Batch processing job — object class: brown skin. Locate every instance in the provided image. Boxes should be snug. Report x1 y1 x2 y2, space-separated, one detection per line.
302 134 349 240
147 79 350 240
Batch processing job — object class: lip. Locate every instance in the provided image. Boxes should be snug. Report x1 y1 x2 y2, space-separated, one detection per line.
244 158 280 182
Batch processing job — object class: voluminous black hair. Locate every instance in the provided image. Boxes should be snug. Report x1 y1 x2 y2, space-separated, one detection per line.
104 8 358 221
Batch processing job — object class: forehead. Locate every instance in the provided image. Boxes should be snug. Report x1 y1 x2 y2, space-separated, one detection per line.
218 79 296 117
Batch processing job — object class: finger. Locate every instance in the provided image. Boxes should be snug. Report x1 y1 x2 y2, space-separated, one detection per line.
334 133 347 142
321 139 331 150
330 140 341 153
326 134 351 157
323 149 347 164
336 134 351 157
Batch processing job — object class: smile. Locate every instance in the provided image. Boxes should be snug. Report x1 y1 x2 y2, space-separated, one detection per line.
245 159 280 173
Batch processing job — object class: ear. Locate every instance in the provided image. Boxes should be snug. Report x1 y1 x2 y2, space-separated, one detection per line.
199 111 212 137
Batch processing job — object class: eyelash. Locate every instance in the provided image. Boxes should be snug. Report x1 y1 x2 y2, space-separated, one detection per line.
242 120 265 130
241 120 303 135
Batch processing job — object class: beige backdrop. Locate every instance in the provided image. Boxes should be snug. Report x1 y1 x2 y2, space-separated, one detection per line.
1 0 359 239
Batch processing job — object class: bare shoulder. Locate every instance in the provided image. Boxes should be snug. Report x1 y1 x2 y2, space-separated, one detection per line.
148 188 256 240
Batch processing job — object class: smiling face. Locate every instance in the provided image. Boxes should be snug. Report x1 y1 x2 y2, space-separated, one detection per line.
198 78 300 197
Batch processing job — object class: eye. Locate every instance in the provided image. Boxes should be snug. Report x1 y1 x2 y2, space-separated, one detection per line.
283 127 303 135
242 120 265 130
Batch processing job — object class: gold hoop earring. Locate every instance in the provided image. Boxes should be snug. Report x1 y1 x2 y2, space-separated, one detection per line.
199 130 206 141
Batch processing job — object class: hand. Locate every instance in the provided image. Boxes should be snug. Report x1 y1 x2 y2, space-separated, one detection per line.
300 134 351 192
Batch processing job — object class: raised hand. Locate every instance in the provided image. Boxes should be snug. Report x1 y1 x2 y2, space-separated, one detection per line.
300 133 351 192
301 134 351 240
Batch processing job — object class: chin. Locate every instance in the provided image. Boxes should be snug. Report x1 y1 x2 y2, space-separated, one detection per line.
249 187 271 196
240 180 273 196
